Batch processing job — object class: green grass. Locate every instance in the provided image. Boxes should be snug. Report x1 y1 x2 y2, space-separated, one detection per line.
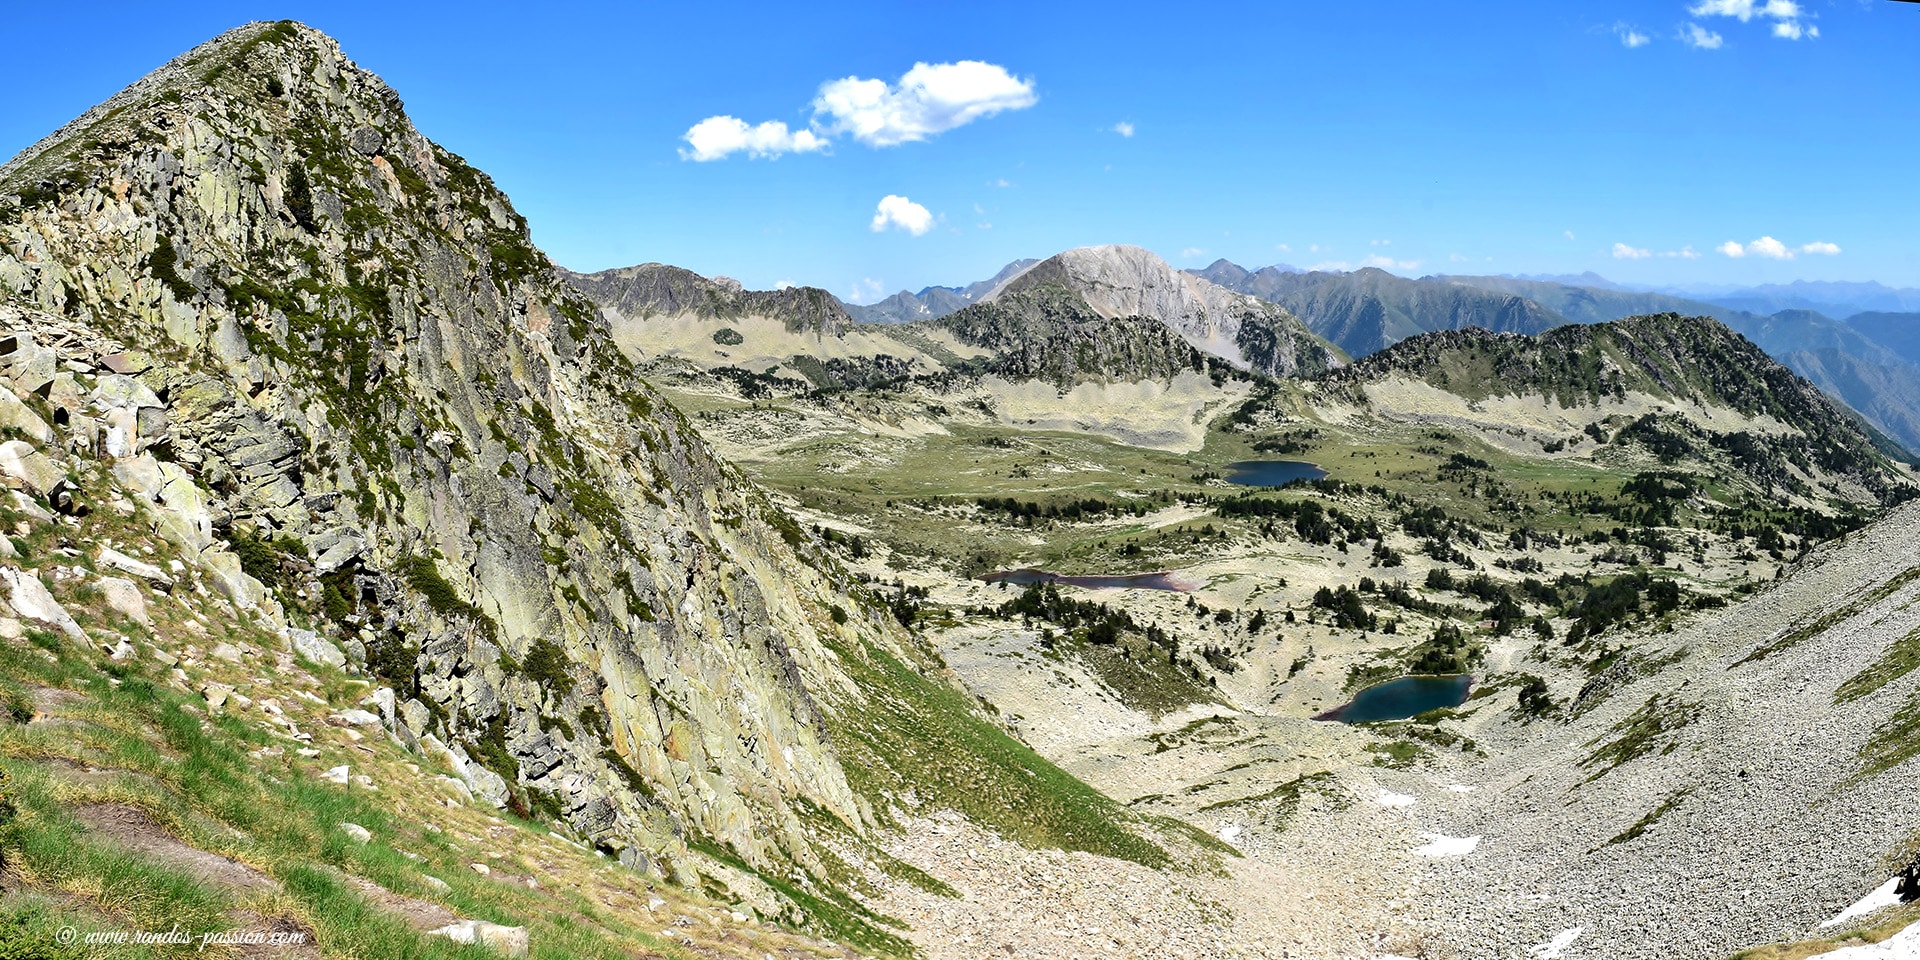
0 619 708 960
1605 788 1693 846
1578 693 1702 782
1836 623 1920 704
824 632 1170 870
1740 566 1920 665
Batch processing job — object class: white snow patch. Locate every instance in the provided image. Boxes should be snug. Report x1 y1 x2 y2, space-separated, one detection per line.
1806 917 1920 958
1373 789 1417 808
1529 927 1583 958
1447 783 1476 793
1820 877 1903 929
1371 955 1421 960
1217 823 1241 843
1412 833 1481 857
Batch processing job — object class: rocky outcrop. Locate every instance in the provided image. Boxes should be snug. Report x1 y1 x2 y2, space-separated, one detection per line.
562 263 855 336
0 19 947 906
988 245 1341 377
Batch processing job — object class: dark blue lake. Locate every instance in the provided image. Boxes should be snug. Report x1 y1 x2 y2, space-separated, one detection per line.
983 569 1193 592
1317 674 1473 723
1226 460 1328 486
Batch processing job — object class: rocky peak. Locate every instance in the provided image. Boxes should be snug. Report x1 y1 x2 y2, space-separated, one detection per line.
0 17 925 915
561 262 855 336
988 244 1340 377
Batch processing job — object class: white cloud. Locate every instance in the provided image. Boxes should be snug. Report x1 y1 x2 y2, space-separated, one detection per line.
1614 22 1652 47
680 116 829 162
1564 230 1577 241
870 195 934 236
847 277 885 304
814 61 1037 148
774 279 796 290
1717 236 1823 259
1112 121 1135 138
1689 0 1798 21
1371 239 1392 247
1682 23 1725 49
1612 243 1652 260
1180 247 1207 259
1276 243 1292 253
989 178 1013 188
1660 245 1702 260
1449 253 1471 262
1689 0 1816 41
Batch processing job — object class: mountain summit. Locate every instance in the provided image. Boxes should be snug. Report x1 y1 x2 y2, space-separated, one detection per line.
988 245 1341 376
0 21 1167 942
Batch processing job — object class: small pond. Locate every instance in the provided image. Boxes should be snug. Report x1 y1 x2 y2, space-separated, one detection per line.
1316 674 1472 723
1225 459 1328 487
982 568 1193 592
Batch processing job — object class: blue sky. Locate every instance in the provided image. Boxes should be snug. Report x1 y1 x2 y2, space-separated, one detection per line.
4 1 1916 299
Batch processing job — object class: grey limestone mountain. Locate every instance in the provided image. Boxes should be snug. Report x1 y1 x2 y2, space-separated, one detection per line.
1197 263 1565 357
986 245 1341 377
0 20 1161 934
560 262 856 335
1197 260 1920 458
844 257 1039 324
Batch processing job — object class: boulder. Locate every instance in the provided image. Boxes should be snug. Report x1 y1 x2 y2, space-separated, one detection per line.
89 373 164 411
97 576 152 626
97 546 175 589
286 626 346 668
5 344 57 395
348 126 386 157
330 709 382 728
201 550 265 610
320 765 350 785
400 698 431 735
425 919 527 958
0 567 84 641
0 390 52 444
0 440 67 499
338 822 372 843
362 687 396 726
99 352 153 375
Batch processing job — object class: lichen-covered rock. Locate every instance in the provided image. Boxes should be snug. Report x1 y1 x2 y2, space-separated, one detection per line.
0 18 1037 917
96 576 152 626
0 567 84 641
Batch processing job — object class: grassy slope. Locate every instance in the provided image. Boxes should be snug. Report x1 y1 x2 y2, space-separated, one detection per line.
0 461 862 959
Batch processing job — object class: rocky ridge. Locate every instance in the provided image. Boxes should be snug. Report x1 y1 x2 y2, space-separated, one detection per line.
990 245 1341 377
0 20 1164 936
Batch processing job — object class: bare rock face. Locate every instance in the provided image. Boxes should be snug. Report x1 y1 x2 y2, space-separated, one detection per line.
988 245 1342 377
0 19 919 899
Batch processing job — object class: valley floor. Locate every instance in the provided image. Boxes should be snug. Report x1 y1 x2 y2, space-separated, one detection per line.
847 503 1920 960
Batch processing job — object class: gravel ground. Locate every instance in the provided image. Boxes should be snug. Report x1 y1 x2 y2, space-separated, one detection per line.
882 503 1920 960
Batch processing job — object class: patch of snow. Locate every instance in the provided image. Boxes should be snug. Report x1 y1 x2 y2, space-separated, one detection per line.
1447 783 1476 793
1820 877 1902 929
1529 927 1583 958
1373 789 1417 808
1805 917 1920 958
1413 833 1481 857
1217 823 1241 843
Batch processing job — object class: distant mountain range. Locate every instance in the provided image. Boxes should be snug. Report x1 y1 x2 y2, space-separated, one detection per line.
843 258 1038 324
570 250 1920 458
573 245 1342 386
1191 260 1920 459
